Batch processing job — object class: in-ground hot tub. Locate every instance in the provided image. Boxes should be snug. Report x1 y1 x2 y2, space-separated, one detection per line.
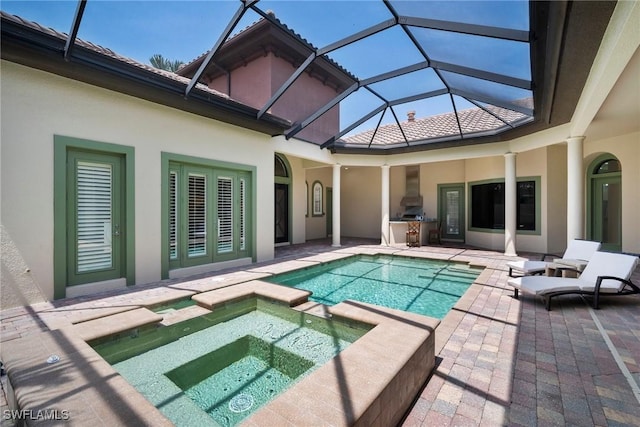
91 297 371 426
3 278 441 426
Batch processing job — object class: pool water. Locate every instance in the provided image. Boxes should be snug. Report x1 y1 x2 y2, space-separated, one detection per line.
92 298 370 426
266 254 481 319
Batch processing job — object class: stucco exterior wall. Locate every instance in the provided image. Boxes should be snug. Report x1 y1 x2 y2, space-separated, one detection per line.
270 55 340 144
1 61 277 302
341 167 382 239
584 131 640 253
209 54 272 108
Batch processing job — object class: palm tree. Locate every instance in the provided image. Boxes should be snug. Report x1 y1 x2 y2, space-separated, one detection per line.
149 54 184 72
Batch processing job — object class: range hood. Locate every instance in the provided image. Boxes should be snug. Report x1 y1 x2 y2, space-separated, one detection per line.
400 165 422 207
400 195 423 207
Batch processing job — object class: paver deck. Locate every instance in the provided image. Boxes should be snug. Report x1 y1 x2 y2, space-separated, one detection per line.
1 238 639 426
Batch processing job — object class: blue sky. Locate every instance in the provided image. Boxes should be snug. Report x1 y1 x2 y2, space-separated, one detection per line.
1 1 531 137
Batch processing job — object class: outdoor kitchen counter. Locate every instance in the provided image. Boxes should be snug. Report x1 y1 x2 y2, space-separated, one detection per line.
389 220 436 245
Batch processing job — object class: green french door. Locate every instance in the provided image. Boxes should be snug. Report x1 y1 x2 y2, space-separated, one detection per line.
67 151 125 285
591 176 621 252
168 163 250 270
439 184 465 241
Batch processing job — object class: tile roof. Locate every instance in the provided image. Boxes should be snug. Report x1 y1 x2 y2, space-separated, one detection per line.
341 104 530 146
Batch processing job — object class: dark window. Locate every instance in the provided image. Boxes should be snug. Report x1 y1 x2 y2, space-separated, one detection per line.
471 182 504 229
275 155 288 177
517 181 536 230
471 180 535 230
595 159 620 174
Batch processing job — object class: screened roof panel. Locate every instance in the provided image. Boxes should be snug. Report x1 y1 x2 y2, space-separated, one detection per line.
77 1 238 67
341 94 471 146
388 0 529 31
476 101 529 125
338 89 386 135
441 71 533 110
255 0 393 48
366 68 446 102
327 26 425 80
454 95 514 136
1 0 547 153
411 28 531 80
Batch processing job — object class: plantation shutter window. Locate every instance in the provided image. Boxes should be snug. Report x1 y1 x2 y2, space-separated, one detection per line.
169 171 179 260
76 161 113 273
188 173 207 257
239 178 246 251
217 176 233 253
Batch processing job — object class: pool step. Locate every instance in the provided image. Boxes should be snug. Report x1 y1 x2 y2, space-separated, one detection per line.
291 301 333 319
71 307 163 341
159 305 212 326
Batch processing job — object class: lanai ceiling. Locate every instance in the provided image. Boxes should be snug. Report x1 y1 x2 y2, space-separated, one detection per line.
0 1 618 154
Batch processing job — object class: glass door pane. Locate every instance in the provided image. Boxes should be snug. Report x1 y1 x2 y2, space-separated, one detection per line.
274 183 288 243
593 177 621 251
439 184 465 241
445 190 460 236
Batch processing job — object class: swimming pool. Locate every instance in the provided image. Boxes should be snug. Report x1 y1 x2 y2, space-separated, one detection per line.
266 254 481 319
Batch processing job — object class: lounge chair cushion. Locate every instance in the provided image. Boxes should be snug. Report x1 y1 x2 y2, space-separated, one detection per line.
506 239 601 277
508 276 582 296
562 240 602 262
578 251 639 292
509 252 639 295
506 260 547 275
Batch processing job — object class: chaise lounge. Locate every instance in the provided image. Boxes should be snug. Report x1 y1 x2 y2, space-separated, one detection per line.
506 239 602 277
507 251 639 310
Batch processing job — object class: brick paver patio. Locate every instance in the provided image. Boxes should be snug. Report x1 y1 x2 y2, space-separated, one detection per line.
1 238 639 426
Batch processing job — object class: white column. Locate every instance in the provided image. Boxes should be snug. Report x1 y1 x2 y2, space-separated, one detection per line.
332 163 341 247
504 152 517 256
567 136 585 242
380 164 390 246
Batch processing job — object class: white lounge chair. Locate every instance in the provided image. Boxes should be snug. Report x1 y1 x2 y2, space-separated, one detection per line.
508 251 639 310
506 239 602 277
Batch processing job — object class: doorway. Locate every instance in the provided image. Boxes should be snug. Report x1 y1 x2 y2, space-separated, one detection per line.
438 183 465 241
588 156 621 252
67 150 125 285
274 183 289 243
326 187 333 237
274 154 291 244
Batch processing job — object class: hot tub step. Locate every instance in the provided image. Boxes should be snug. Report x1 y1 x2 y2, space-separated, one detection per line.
291 301 332 318
71 307 163 341
159 305 212 326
